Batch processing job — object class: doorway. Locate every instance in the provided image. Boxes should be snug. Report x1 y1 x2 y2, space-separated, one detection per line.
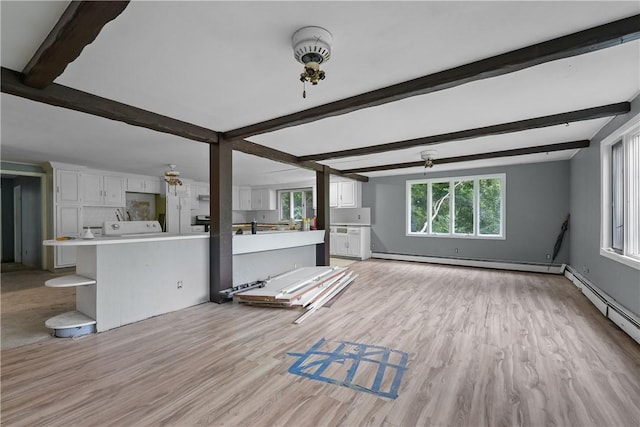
1 173 45 270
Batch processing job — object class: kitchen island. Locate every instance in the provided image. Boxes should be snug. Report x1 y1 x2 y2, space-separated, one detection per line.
43 230 325 332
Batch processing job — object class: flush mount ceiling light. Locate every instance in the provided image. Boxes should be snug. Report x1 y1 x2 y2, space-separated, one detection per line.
421 150 437 168
292 26 333 98
164 164 183 193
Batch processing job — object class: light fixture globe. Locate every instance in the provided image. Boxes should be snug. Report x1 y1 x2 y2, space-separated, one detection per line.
420 150 437 168
292 26 333 65
292 26 333 98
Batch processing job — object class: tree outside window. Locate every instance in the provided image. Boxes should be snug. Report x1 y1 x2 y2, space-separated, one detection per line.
407 174 505 239
279 188 314 221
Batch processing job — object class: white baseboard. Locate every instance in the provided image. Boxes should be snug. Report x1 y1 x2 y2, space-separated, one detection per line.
371 252 566 274
565 266 640 346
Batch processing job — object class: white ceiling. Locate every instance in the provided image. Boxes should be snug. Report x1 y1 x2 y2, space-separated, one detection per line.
1 1 639 185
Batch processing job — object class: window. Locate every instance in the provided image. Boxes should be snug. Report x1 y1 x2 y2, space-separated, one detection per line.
279 188 314 221
601 116 640 269
407 173 505 239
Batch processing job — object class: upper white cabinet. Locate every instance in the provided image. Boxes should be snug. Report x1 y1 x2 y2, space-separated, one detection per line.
251 188 276 210
190 183 210 209
330 181 357 208
83 174 125 207
55 169 82 204
238 187 252 211
127 177 162 194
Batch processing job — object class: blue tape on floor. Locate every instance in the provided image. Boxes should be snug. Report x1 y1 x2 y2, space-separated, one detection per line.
287 338 408 399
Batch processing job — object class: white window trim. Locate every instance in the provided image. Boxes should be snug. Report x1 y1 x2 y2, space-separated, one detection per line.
277 187 313 222
406 173 506 240
600 112 640 270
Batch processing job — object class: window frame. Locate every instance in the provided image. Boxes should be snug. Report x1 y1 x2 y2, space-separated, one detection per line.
600 113 640 270
277 187 313 222
406 173 506 240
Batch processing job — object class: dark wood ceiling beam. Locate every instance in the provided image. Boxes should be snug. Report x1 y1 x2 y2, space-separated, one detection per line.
231 139 368 182
341 140 590 174
2 67 219 143
223 14 640 141
299 102 628 161
22 1 130 89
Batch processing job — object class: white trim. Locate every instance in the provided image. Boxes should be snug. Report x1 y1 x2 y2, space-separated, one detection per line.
406 173 506 240
372 252 566 274
600 112 640 270
565 265 640 345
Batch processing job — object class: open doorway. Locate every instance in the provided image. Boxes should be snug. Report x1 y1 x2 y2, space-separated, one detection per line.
1 174 44 271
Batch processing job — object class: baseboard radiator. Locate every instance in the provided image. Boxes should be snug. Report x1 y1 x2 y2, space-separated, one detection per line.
565 266 640 345
371 252 566 274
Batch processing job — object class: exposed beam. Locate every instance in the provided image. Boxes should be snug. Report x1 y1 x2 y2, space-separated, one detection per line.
316 166 330 266
299 103 628 161
23 1 130 89
231 139 368 182
223 14 640 141
210 139 234 303
2 67 219 144
341 140 591 174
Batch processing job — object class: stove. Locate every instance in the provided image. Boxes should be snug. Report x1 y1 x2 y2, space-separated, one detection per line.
195 215 210 232
103 221 163 236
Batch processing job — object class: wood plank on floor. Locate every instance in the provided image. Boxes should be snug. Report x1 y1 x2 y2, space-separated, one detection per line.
1 260 639 427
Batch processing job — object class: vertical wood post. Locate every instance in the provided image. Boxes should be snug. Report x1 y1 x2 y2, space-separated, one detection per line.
316 166 330 266
210 139 233 302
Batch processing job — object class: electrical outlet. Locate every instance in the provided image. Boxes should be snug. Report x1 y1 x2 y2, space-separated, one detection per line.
177 280 183 289
454 248 459 253
546 254 551 260
357 214 361 219
262 215 266 220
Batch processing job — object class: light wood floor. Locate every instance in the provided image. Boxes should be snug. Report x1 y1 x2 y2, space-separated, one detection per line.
2 260 639 427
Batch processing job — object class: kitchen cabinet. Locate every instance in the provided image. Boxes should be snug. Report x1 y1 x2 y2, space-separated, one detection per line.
191 183 210 209
329 226 371 260
55 169 82 204
84 174 125 206
166 194 191 234
238 187 252 211
330 181 357 208
55 205 82 267
251 188 276 210
127 177 162 194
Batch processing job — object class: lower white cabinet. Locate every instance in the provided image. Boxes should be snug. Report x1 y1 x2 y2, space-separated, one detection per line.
330 226 371 260
55 205 82 267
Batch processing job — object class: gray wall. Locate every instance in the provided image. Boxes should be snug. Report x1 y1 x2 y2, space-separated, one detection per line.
1 178 15 261
570 95 640 317
362 161 570 264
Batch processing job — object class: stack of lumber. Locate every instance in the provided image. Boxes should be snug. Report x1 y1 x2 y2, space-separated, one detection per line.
233 266 357 323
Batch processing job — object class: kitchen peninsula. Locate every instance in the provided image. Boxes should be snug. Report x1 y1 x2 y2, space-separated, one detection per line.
43 229 325 332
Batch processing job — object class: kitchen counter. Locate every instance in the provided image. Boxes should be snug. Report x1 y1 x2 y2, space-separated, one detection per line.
43 229 326 332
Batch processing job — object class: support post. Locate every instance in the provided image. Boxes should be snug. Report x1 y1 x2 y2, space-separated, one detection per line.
210 139 233 302
316 166 330 266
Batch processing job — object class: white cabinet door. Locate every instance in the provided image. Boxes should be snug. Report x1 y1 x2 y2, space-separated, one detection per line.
56 169 82 204
84 174 124 206
232 186 240 210
330 233 337 255
329 182 339 207
239 187 252 210
55 205 81 267
251 189 276 210
127 177 162 194
166 195 190 234
347 233 361 257
144 178 162 194
338 182 356 207
335 234 349 256
83 174 103 205
104 176 124 206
